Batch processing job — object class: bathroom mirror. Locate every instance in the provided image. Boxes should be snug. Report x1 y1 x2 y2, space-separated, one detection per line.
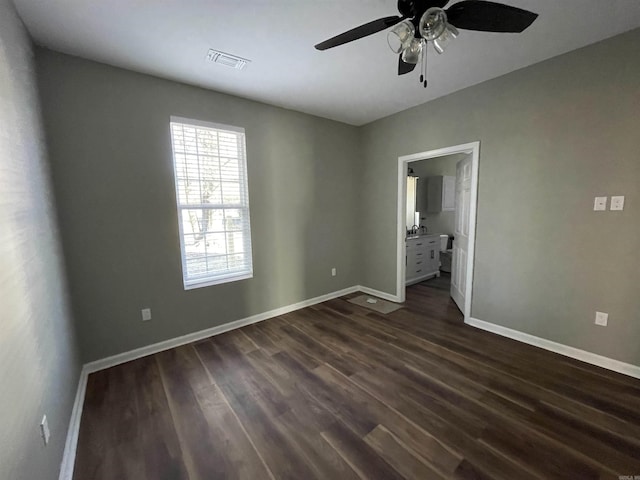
406 175 419 231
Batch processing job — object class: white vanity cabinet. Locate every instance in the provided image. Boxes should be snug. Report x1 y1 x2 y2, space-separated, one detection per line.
406 235 440 285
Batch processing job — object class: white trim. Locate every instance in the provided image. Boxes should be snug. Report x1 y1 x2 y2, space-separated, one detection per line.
466 317 640 380
357 285 402 303
58 366 89 480
170 116 245 134
397 154 408 303
83 286 359 373
184 271 253 290
396 141 480 318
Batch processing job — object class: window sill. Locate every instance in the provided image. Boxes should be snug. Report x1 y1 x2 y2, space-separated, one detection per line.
184 271 253 290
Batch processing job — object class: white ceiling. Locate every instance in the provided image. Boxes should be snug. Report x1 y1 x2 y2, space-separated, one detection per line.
13 0 640 125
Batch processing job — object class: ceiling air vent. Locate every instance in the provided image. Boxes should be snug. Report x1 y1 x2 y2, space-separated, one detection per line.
206 49 250 70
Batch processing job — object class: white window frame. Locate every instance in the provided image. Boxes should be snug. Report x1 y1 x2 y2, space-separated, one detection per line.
169 116 253 290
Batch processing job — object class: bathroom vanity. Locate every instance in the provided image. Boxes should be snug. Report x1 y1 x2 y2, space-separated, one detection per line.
406 234 440 285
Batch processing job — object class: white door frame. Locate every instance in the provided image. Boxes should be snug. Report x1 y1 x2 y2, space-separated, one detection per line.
396 141 480 319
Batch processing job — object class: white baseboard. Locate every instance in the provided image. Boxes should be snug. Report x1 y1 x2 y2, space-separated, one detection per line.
84 285 360 374
357 285 402 303
58 366 89 480
466 317 640 380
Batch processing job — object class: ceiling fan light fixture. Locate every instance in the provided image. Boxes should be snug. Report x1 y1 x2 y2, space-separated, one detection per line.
387 20 414 54
401 37 423 65
419 8 447 41
433 23 459 54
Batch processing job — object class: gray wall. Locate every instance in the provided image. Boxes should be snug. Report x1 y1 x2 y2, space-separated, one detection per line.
0 2 80 479
360 28 640 366
36 49 361 362
412 153 464 235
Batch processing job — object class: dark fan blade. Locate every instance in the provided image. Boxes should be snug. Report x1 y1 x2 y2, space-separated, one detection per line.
398 55 417 75
397 0 414 17
446 1 538 33
315 16 403 50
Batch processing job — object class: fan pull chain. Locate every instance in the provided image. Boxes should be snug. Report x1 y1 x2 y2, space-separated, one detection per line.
419 39 424 84
422 40 428 88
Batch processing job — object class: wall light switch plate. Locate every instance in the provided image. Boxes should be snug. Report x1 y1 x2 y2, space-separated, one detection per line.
593 197 607 211
40 415 50 446
610 196 625 211
595 311 608 326
141 308 152 321
331 268 337 277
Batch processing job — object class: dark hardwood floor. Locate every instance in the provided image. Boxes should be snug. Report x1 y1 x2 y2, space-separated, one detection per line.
74 283 640 479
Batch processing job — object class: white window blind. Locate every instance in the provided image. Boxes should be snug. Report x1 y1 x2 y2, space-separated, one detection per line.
169 117 253 289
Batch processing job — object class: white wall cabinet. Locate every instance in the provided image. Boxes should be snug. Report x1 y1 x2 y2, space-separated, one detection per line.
423 175 456 213
406 235 440 285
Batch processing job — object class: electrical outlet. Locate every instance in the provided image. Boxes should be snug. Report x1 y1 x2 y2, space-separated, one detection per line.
593 196 607 211
141 308 152 321
610 196 625 211
595 311 608 327
331 268 337 277
40 415 50 446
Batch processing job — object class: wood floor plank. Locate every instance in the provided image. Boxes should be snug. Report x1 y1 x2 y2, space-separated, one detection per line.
320 421 405 480
271 350 378 437
196 336 291 417
131 356 190 480
73 369 129 480
155 346 228 480
523 401 640 475
74 278 640 480
73 357 189 480
314 363 463 476
364 424 448 480
195 339 320 479
349 369 539 480
193 383 274 479
240 323 282 356
214 375 318 480
274 410 361 480
478 427 601 480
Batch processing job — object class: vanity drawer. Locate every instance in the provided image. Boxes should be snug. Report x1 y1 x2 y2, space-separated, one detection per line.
406 239 426 252
408 248 438 264
406 250 426 264
409 266 427 277
406 236 439 251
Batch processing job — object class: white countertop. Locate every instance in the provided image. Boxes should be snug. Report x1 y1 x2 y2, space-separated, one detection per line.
406 233 442 240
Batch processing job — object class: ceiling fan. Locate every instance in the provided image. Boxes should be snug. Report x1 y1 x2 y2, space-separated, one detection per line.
315 0 538 87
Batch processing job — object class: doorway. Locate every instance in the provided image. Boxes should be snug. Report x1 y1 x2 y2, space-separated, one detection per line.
396 142 479 319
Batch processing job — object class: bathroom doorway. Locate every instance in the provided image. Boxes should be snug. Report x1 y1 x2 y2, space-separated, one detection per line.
395 142 479 319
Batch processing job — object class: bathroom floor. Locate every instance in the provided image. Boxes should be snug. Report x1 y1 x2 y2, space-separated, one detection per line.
419 271 451 292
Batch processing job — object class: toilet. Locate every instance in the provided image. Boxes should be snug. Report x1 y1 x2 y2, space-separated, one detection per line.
439 234 453 273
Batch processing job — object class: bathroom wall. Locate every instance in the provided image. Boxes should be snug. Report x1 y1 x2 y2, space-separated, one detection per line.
411 153 466 236
360 28 640 366
0 1 80 479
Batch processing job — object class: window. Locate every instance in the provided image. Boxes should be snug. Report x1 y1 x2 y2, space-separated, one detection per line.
169 117 253 289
